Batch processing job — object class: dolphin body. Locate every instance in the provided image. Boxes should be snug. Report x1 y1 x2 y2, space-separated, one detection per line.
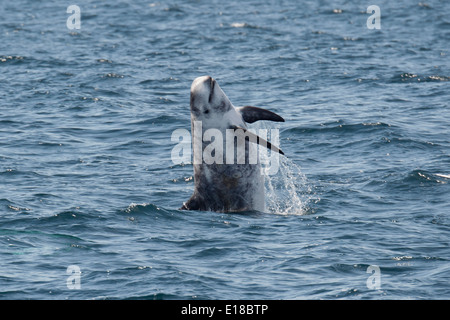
181 76 285 212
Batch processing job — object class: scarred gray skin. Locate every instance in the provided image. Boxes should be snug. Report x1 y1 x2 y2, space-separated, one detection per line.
181 76 284 212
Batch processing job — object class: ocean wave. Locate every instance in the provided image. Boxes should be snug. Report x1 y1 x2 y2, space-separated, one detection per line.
121 203 179 219
0 169 46 178
0 55 25 64
229 22 263 30
283 121 392 135
405 170 449 184
390 73 450 83
375 137 441 150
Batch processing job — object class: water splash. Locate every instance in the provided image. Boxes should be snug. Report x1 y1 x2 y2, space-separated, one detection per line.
248 121 316 215
264 156 315 215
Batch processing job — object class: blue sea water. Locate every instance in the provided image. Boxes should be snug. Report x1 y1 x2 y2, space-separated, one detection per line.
0 0 449 300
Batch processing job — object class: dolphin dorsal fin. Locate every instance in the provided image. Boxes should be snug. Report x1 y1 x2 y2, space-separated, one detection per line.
237 106 285 124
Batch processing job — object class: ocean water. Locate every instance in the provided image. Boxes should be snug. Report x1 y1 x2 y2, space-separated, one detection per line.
0 0 449 300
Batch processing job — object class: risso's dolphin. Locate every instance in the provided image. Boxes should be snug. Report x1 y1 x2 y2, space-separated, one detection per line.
180 76 285 212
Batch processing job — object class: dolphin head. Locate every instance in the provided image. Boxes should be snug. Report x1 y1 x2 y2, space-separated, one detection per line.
190 76 233 122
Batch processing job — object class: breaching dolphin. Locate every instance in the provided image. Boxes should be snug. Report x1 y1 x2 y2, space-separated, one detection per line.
180 76 285 212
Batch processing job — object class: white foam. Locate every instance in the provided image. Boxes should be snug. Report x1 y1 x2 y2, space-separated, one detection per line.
231 22 247 28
